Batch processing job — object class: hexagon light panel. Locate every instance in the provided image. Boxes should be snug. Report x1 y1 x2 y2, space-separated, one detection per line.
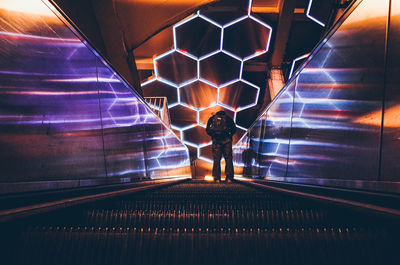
141 0 272 162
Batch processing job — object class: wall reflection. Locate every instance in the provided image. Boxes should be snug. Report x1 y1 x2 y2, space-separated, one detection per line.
0 0 190 194
234 0 399 193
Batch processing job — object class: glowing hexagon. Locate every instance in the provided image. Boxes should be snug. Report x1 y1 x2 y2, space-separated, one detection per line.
174 16 221 58
219 80 259 111
180 80 218 109
155 50 197 86
182 125 210 146
169 104 197 129
141 78 179 106
306 0 330 27
236 106 259 129
198 105 235 126
223 16 272 60
199 52 241 87
140 0 275 166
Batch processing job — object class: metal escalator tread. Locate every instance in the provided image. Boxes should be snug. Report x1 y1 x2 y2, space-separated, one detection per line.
1 180 399 265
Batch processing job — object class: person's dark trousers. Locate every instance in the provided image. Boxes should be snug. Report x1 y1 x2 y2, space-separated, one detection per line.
212 139 234 180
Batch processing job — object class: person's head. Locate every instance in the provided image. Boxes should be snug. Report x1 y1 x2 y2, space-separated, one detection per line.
216 110 225 116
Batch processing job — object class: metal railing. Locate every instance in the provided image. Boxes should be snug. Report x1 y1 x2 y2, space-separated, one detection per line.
144 97 171 127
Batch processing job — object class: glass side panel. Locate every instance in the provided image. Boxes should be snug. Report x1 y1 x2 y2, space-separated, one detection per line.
0 0 105 183
0 0 190 194
259 80 295 179
234 0 399 193
97 61 147 180
287 0 388 181
381 0 400 181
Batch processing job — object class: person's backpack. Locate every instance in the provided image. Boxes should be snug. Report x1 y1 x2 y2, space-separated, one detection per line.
210 114 228 138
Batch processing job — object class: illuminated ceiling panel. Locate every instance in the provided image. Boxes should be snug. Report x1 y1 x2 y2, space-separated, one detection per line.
155 50 197 86
142 78 179 105
199 51 242 87
219 80 260 111
142 0 273 162
174 14 221 58
169 104 197 129
180 80 218 108
223 16 272 60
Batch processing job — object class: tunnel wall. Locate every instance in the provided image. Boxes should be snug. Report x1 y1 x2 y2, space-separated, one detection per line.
233 0 400 193
0 0 190 194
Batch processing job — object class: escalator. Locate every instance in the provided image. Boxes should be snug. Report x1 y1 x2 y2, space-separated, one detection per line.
1 180 398 265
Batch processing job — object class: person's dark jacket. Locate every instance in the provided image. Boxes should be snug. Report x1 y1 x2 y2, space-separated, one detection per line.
206 111 236 141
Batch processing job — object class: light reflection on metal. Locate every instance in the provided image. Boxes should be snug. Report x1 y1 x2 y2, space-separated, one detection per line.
0 0 191 193
233 0 397 193
0 0 54 16
142 0 273 162
204 175 214 181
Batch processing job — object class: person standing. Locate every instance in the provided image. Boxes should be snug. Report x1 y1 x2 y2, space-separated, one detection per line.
206 111 236 182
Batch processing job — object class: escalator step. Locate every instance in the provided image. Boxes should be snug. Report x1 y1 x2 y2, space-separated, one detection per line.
1 181 398 265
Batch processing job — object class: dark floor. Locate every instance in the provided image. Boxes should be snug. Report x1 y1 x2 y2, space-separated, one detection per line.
1 181 399 265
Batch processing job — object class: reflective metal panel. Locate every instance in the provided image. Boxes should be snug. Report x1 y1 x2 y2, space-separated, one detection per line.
287 0 388 180
0 1 105 182
381 0 400 181
234 0 400 193
258 80 295 178
0 0 190 194
233 134 249 175
97 62 147 180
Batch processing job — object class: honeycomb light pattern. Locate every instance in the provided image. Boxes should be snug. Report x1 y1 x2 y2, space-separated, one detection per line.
141 0 273 162
199 51 242 87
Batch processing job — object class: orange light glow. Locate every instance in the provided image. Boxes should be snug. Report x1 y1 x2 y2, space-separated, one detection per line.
354 104 400 128
0 0 54 16
117 0 211 4
345 0 389 24
204 175 214 181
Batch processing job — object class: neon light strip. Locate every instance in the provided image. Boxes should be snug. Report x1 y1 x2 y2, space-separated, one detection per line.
173 14 199 50
306 0 326 27
221 49 242 61
197 147 213 163
223 15 248 28
141 77 156 86
236 124 248 131
171 123 197 131
198 49 220 61
198 13 223 28
216 102 235 112
289 53 310 79
220 28 224 50
248 0 253 15
174 14 222 60
221 15 272 61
